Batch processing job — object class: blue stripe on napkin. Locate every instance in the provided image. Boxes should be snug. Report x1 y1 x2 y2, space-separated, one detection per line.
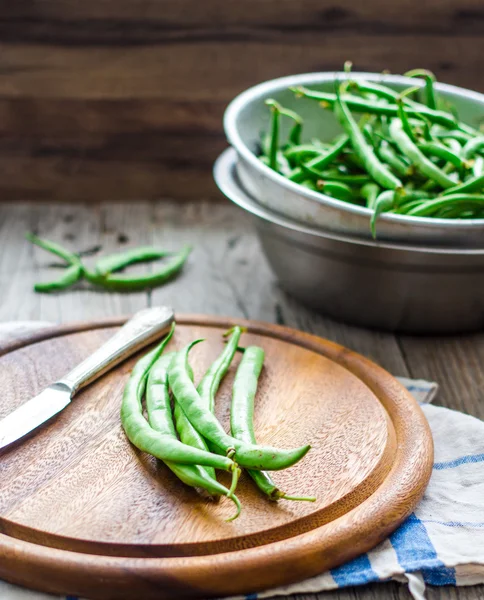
434 453 484 470
390 514 456 585
331 553 379 586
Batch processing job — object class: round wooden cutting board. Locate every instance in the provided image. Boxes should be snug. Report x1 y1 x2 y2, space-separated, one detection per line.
0 314 433 600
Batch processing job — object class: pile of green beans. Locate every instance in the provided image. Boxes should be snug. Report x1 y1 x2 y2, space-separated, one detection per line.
258 66 484 237
26 233 191 293
121 323 313 521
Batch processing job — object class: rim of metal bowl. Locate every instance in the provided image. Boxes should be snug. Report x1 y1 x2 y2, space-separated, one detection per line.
214 147 484 257
224 71 484 229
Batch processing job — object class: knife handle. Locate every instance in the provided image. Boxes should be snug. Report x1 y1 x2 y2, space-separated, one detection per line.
57 306 175 395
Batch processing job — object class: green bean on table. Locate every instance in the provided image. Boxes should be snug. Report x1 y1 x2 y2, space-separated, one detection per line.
230 346 316 502
168 341 311 471
95 246 174 276
27 233 191 294
33 263 83 293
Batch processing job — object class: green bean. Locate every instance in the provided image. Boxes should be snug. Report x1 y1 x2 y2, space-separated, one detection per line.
171 347 216 481
230 346 316 503
292 86 457 129
473 156 484 177
146 352 241 520
265 99 280 170
288 136 349 183
376 140 412 177
396 92 420 144
300 179 318 190
441 174 484 196
370 190 395 237
443 138 462 155
394 190 432 208
120 324 237 473
277 151 292 176
198 326 243 412
259 152 292 175
389 119 456 188
395 199 430 214
317 180 354 202
33 263 83 293
362 122 376 146
334 91 402 190
95 247 173 276
284 145 323 162
282 107 303 146
168 341 311 471
26 232 79 265
173 401 215 479
85 245 192 291
406 194 484 217
302 167 371 185
436 205 478 219
433 129 472 144
404 69 437 110
417 142 470 171
462 137 484 160
361 182 380 208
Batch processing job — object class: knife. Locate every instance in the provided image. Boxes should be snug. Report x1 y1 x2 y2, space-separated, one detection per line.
0 305 174 451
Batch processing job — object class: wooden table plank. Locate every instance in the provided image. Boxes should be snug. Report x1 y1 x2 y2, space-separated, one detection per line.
0 201 482 600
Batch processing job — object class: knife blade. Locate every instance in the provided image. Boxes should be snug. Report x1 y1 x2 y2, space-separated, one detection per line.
0 305 174 451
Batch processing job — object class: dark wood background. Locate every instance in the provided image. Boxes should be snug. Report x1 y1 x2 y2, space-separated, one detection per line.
1 0 484 202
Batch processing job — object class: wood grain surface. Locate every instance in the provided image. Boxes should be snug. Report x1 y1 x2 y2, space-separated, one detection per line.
0 200 482 600
0 0 484 201
0 314 431 598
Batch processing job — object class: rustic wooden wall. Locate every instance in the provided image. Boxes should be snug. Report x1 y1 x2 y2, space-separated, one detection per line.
1 0 484 202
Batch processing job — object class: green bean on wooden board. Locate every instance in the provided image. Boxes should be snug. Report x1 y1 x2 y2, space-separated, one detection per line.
230 346 316 503
173 396 216 480
120 325 238 475
146 352 241 521
198 326 244 412
168 341 311 471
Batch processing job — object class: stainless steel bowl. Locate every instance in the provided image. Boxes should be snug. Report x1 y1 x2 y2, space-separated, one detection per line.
214 148 484 334
224 72 484 248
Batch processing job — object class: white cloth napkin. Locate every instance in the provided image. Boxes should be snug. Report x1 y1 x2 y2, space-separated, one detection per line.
1 324 483 600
